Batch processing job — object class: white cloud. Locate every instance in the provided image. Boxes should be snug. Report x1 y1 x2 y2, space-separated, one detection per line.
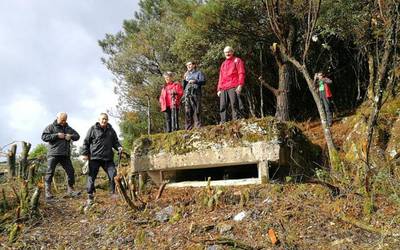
2 94 50 142
0 0 138 152
81 77 118 111
6 95 49 131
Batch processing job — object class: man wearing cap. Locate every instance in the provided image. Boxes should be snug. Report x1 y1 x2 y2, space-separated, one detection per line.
217 46 245 123
183 61 206 129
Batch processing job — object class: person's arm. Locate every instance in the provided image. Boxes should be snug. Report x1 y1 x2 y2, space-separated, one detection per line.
68 127 80 141
41 125 58 142
217 62 224 92
81 127 93 156
176 82 184 99
236 58 245 86
112 129 122 152
323 77 332 84
196 71 206 86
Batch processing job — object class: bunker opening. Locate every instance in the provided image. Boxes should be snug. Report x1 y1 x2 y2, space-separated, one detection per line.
269 161 292 182
171 163 259 182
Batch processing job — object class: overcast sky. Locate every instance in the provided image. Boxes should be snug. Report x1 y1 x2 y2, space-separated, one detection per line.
0 0 139 156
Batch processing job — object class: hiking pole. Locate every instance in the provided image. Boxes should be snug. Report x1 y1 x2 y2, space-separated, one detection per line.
171 91 177 131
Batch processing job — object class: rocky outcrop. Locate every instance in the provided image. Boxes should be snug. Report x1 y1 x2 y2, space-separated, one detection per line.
343 98 400 166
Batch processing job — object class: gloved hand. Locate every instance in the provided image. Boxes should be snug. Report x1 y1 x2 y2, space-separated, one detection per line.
189 79 196 84
217 91 221 97
118 147 123 154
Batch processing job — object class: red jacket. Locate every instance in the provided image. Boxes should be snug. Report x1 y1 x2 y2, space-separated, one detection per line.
217 56 245 91
159 81 183 111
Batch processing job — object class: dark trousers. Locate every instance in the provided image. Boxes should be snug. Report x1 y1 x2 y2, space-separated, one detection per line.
185 91 202 130
87 159 116 195
164 107 179 132
319 91 333 126
45 155 75 187
219 88 243 123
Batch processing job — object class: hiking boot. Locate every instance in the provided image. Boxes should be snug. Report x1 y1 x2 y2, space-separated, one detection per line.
83 196 94 213
45 183 53 200
67 186 81 197
86 198 94 207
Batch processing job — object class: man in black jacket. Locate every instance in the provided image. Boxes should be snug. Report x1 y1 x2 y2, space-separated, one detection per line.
81 113 122 204
41 112 80 200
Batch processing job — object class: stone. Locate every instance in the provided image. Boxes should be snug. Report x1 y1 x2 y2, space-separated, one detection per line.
155 205 174 222
217 223 233 234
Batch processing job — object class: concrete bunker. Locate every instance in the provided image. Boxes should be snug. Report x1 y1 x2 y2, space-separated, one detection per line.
131 118 320 186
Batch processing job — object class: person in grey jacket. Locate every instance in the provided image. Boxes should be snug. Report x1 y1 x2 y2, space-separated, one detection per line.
81 113 122 204
183 61 206 130
41 112 80 200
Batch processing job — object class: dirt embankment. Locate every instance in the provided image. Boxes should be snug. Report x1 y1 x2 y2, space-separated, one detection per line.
1 181 399 249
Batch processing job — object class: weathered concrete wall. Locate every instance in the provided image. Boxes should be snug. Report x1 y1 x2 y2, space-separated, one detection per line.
131 117 320 185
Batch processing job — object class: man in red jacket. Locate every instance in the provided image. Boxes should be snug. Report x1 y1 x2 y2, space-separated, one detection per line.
217 46 245 123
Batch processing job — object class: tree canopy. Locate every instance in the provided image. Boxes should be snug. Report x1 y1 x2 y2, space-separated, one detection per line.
99 0 399 150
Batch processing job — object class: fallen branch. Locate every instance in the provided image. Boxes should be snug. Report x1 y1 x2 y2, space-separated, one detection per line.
339 214 394 236
155 181 169 200
115 175 141 211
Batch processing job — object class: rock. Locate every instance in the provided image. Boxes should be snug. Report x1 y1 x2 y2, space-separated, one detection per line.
233 211 246 221
206 245 222 250
217 223 233 234
155 205 174 222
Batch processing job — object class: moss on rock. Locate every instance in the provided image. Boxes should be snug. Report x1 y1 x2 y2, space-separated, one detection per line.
133 117 313 157
342 98 400 165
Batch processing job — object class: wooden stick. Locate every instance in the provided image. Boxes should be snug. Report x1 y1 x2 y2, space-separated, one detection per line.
155 181 168 200
114 176 138 211
19 141 31 179
7 144 17 178
339 214 391 235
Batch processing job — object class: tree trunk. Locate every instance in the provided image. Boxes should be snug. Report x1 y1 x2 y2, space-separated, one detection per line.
286 56 339 169
19 142 31 179
275 62 290 121
364 9 397 192
7 144 17 178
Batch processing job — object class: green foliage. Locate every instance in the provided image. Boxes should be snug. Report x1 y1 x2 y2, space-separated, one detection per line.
28 144 47 160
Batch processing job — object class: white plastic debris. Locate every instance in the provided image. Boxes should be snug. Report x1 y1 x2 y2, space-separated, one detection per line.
233 211 247 221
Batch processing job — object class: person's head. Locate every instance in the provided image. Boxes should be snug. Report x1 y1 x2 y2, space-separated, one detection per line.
163 71 174 83
56 112 68 126
316 72 323 79
98 113 109 128
223 46 234 59
185 61 196 71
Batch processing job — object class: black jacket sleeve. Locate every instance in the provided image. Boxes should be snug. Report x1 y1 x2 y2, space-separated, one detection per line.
41 124 58 142
81 126 93 156
112 129 122 151
68 126 80 141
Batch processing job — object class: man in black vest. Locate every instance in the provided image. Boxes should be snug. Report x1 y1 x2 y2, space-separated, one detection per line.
41 112 80 200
